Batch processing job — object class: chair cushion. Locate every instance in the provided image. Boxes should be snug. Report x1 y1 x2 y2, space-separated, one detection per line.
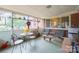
0 40 9 49
1 42 8 48
0 40 6 48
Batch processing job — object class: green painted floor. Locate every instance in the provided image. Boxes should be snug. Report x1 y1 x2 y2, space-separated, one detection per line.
0 37 64 53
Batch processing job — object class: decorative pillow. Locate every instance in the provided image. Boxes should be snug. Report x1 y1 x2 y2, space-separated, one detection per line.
0 40 9 49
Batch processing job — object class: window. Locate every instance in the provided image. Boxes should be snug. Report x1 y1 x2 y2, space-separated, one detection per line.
46 19 50 27
0 10 44 31
0 17 5 25
0 10 12 31
12 13 28 30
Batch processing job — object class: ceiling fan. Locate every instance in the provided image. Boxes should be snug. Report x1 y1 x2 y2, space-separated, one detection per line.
46 5 52 8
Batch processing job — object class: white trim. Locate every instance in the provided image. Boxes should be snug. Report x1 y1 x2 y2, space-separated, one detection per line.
45 27 68 30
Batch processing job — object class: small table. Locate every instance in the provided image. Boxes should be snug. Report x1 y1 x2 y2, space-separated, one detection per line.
42 35 47 40
42 35 53 41
20 32 34 41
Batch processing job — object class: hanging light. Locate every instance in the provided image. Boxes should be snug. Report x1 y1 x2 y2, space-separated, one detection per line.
26 21 31 29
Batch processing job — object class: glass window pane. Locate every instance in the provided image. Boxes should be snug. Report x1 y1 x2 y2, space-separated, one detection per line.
46 19 50 27
13 13 27 30
0 10 12 31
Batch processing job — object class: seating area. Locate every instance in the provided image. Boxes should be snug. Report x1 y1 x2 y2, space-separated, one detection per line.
0 5 79 53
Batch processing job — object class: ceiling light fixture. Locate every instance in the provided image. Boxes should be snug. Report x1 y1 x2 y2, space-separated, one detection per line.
46 5 52 8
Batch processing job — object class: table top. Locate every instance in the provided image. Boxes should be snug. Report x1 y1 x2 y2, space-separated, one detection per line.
20 32 33 36
20 33 26 36
14 40 23 45
26 32 33 35
42 34 47 36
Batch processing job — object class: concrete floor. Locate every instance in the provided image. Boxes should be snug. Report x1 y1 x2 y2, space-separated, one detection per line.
0 37 64 53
